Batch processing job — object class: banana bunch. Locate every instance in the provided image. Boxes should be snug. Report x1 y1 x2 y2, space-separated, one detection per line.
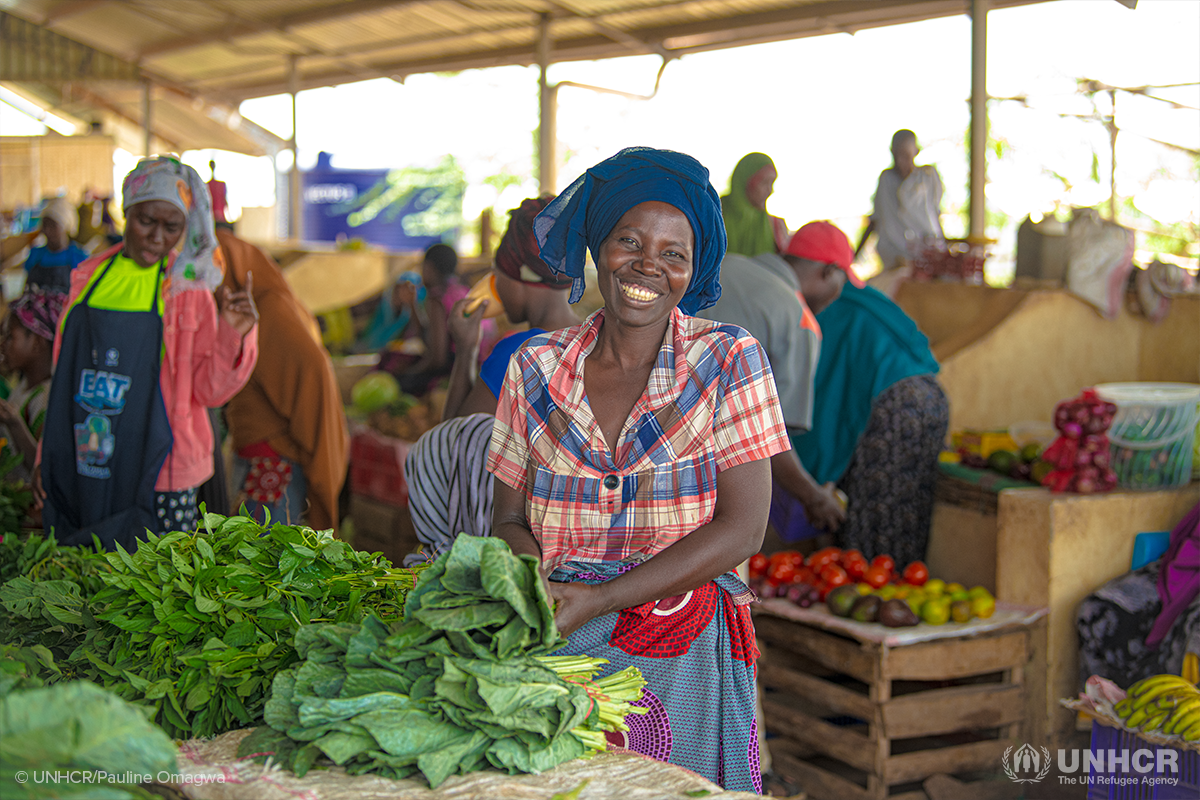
1113 674 1200 741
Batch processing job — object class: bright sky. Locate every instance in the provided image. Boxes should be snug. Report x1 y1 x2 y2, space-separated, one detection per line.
4 0 1196 272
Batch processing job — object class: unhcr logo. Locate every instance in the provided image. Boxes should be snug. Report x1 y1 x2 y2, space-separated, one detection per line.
1004 744 1052 783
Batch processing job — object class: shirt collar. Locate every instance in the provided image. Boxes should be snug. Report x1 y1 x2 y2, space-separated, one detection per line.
547 306 691 417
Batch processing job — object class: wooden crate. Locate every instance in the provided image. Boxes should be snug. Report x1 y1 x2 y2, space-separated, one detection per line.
755 610 1032 800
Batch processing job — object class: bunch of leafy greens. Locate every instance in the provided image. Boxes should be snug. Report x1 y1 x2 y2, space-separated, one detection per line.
0 448 33 539
239 536 646 787
0 680 177 800
0 513 426 738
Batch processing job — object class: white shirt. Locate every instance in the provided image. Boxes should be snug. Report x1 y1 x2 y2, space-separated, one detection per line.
871 165 945 270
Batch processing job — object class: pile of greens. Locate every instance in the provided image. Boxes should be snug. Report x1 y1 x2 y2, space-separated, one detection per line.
0 513 426 738
240 536 646 787
0 679 178 800
0 448 33 538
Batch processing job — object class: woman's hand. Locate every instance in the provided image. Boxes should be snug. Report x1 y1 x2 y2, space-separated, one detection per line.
804 482 847 532
549 581 610 636
448 297 485 355
217 271 259 338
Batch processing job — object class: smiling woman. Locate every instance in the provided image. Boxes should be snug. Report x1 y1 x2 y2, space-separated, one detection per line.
487 147 791 793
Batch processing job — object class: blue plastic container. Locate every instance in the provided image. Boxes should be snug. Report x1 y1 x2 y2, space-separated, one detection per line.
1132 531 1172 571
1086 722 1199 800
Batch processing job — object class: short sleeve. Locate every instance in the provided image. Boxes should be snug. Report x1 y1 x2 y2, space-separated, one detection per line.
486 349 532 492
711 335 791 471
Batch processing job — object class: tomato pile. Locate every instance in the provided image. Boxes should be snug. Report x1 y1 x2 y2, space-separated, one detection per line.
748 547 929 605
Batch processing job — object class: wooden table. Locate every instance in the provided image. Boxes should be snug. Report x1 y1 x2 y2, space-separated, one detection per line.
754 599 1046 800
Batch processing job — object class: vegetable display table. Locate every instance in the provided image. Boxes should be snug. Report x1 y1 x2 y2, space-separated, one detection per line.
754 599 1046 800
172 728 764 799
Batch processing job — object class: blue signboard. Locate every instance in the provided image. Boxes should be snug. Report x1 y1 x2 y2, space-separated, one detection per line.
301 152 463 250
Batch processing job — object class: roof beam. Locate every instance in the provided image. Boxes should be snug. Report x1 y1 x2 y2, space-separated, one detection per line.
39 0 111 26
136 0 429 59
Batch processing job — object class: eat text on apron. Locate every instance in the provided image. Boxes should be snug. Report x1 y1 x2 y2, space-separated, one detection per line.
42 253 173 550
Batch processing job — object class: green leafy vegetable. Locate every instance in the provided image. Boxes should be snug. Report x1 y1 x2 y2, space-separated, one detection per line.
0 513 427 738
240 536 646 786
0 680 177 800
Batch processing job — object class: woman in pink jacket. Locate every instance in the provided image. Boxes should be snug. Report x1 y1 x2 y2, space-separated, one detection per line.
39 156 259 550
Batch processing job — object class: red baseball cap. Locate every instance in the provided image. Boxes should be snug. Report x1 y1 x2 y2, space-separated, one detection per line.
784 221 864 287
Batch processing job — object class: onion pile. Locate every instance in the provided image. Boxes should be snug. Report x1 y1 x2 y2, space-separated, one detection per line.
1041 389 1119 494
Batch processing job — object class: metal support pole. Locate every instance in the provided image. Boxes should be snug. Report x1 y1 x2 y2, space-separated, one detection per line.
288 54 301 241
537 13 556 196
142 80 153 156
969 0 988 240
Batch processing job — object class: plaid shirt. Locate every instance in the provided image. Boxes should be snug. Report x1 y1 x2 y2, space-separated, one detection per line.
488 307 790 570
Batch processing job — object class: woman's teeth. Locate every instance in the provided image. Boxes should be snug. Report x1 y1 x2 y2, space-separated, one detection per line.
620 281 659 302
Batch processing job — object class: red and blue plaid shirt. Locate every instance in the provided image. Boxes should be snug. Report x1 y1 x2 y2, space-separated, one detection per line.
487 307 790 570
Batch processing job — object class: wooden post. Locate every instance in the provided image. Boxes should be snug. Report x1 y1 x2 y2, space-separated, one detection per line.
142 80 153 156
968 0 989 241
480 209 493 260
537 13 556 196
288 54 301 241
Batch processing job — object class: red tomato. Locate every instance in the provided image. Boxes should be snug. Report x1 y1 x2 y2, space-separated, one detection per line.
782 550 805 568
748 553 768 580
794 566 816 585
807 547 841 571
821 564 849 590
842 552 868 582
863 565 891 589
814 580 831 601
767 559 796 586
871 555 896 574
902 561 930 587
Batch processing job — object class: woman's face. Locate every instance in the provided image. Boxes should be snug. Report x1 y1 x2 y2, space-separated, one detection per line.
123 200 186 268
597 201 693 329
41 217 68 252
745 165 777 210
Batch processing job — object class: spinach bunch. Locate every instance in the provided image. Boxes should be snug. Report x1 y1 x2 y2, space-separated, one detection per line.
0 513 426 739
0 680 177 800
0 448 32 537
241 536 646 787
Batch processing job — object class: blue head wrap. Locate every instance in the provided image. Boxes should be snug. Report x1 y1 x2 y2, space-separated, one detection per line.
533 147 726 315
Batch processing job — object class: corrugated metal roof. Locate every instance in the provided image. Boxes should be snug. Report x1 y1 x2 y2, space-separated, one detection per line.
4 0 1050 102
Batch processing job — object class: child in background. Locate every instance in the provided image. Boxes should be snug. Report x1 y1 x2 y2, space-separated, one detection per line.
0 289 66 481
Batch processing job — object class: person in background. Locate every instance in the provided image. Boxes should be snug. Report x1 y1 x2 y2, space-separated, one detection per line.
700 221 859 536
24 198 89 292
403 196 579 564
207 160 230 225
1077 503 1199 690
360 271 424 353
0 288 66 481
791 281 948 566
720 152 790 257
394 243 470 395
38 156 259 550
217 228 350 534
489 147 790 793
856 129 945 272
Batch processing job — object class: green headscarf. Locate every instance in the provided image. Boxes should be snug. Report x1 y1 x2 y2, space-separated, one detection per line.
721 152 778 257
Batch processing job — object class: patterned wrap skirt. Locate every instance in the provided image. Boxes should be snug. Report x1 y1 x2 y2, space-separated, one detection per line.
548 560 762 794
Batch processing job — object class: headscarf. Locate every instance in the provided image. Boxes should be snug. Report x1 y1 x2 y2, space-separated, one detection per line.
534 147 726 315
40 197 78 238
8 287 67 342
494 197 572 288
122 156 224 296
721 153 779 257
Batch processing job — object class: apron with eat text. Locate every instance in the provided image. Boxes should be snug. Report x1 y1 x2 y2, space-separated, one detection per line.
42 254 173 550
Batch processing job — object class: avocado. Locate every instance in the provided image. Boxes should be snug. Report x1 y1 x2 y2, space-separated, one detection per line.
987 450 1019 475
826 585 860 618
879 598 919 628
850 595 882 623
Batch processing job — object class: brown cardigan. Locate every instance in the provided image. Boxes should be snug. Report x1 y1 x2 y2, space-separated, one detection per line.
217 230 349 533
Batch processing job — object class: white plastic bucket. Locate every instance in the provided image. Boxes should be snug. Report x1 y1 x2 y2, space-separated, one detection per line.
1095 382 1200 490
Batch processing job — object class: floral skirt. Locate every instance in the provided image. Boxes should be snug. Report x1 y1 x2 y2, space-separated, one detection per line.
1076 560 1200 689
837 374 949 566
549 561 761 794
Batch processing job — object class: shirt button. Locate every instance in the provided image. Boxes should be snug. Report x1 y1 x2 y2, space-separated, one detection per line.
603 475 620 490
